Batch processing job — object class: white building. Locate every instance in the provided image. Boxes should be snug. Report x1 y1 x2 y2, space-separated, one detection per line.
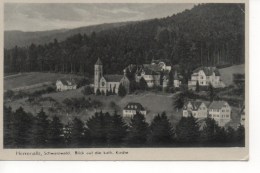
135 66 161 88
123 102 146 117
56 79 77 91
94 58 130 95
188 67 225 90
208 101 231 127
182 101 209 119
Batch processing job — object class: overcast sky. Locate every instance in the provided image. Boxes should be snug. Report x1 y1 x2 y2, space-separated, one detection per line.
4 3 195 32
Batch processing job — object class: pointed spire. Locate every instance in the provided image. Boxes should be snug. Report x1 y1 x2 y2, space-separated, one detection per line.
95 57 102 65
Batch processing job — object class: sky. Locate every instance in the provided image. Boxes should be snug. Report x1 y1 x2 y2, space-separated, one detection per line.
4 3 195 32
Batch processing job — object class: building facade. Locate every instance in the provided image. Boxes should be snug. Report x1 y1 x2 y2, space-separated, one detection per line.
94 58 130 95
182 101 208 119
56 79 77 91
123 102 146 117
208 101 231 127
188 67 225 90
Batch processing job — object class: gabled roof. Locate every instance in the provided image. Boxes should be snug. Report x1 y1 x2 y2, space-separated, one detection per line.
208 101 229 109
183 101 209 111
95 57 102 65
57 78 77 86
123 102 145 111
103 75 123 82
136 65 160 75
193 67 220 76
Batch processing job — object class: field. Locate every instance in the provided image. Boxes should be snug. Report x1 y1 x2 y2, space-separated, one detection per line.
4 72 84 91
219 64 245 86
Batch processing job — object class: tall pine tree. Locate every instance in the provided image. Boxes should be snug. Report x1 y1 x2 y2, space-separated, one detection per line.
148 112 174 146
33 108 50 148
48 116 64 148
126 112 149 146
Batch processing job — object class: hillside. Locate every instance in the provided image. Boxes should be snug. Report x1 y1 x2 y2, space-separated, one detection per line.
4 4 245 79
4 22 132 49
219 64 245 86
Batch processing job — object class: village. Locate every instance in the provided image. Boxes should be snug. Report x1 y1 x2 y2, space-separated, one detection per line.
51 57 245 128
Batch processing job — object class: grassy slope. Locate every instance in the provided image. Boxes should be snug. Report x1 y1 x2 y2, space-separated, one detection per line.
219 64 245 86
4 72 84 91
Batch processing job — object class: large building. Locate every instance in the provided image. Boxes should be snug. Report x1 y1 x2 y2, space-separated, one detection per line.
134 59 181 89
123 102 147 117
94 58 130 95
182 101 209 119
208 101 231 127
188 67 225 90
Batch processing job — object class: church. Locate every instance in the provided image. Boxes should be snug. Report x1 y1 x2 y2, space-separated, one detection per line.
94 58 130 95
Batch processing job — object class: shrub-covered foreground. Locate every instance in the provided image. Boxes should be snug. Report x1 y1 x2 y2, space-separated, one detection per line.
4 106 245 148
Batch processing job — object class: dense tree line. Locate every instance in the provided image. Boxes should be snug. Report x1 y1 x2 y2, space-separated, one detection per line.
4 4 245 80
4 106 245 148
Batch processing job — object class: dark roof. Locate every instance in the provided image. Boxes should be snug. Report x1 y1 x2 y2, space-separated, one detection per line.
103 75 123 82
193 67 220 76
183 101 209 111
151 59 171 66
136 65 160 75
208 101 229 109
123 102 145 111
58 78 77 86
95 58 102 65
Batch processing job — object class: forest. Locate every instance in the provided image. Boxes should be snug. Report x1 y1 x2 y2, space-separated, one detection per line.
4 106 245 148
4 4 245 79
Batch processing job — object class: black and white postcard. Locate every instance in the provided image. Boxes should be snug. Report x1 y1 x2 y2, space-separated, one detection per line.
0 0 249 160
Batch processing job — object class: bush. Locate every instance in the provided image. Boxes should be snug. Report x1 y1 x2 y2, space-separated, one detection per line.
77 78 90 88
82 86 94 96
4 90 14 100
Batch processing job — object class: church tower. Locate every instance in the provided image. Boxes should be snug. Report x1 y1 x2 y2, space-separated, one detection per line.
94 57 103 93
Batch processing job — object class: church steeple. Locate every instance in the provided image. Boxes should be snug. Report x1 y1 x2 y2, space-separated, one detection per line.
95 57 103 65
94 57 103 94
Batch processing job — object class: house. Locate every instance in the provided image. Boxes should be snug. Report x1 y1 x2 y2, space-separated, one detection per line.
208 101 231 127
94 58 130 95
151 59 172 71
182 101 209 119
162 70 181 90
56 79 77 91
135 66 161 88
188 67 225 90
123 102 147 117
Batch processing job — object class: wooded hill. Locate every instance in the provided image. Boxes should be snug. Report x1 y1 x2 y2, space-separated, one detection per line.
4 4 245 79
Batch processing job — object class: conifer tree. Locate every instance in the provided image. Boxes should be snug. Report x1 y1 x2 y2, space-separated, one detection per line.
87 111 111 146
126 112 149 146
118 83 127 97
208 83 215 101
96 88 101 95
200 118 219 143
195 81 200 92
175 116 200 144
148 112 174 146
107 111 128 146
139 77 148 91
48 116 64 148
33 108 50 147
235 124 245 146
13 107 34 148
70 117 85 147
4 106 15 147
